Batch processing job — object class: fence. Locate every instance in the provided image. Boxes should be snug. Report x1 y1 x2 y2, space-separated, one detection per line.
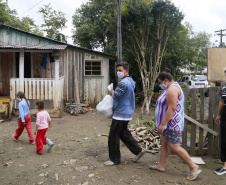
182 87 221 156
10 77 64 108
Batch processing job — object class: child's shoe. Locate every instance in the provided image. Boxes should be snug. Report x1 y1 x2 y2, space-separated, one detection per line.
46 138 54 151
12 134 18 141
36 152 42 155
28 140 35 144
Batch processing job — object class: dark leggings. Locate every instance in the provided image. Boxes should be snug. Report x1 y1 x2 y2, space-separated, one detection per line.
221 108 226 162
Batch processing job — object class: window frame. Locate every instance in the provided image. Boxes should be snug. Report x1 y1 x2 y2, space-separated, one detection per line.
84 59 102 76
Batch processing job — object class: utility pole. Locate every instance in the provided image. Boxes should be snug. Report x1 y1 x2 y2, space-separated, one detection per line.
117 0 122 63
215 29 226 47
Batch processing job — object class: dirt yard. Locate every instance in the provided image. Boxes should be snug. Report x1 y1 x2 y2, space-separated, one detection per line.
0 107 225 185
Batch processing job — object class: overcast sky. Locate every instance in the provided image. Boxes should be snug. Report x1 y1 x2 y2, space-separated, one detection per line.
5 0 226 46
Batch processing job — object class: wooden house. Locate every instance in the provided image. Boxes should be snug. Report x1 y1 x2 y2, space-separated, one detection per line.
0 24 116 117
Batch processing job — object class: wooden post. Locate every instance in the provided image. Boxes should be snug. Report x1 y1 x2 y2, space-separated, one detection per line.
12 52 16 77
74 65 80 104
54 60 60 110
208 88 215 155
198 88 205 155
19 49 24 92
30 53 34 78
190 89 197 155
182 89 189 150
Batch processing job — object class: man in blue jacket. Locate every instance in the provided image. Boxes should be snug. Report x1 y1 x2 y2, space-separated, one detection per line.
104 62 145 166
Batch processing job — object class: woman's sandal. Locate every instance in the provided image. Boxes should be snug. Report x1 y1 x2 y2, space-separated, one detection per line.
104 160 115 166
133 150 146 162
187 169 202 181
149 165 165 172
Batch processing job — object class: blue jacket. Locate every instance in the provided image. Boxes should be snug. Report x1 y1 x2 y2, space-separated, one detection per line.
18 100 30 122
112 77 136 118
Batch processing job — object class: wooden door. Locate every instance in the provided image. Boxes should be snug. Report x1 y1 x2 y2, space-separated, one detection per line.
0 53 13 96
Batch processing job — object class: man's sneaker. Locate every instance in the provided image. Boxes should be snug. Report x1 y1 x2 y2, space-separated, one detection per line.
12 134 18 141
215 167 226 175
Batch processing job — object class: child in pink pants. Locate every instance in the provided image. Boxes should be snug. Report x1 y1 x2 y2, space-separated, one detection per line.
12 91 35 144
34 101 54 155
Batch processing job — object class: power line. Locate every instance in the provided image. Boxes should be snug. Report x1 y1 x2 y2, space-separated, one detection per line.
21 0 44 16
214 29 226 48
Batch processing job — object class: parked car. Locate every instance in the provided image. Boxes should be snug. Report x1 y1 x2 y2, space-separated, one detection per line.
179 75 210 89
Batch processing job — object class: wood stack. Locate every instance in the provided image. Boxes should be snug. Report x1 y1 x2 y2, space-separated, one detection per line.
129 127 161 152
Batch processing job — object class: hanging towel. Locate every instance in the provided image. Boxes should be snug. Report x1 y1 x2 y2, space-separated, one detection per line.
41 53 48 70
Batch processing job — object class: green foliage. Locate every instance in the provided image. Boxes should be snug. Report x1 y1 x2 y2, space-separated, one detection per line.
72 0 117 52
39 4 67 42
135 115 155 129
187 93 200 116
162 22 211 76
0 0 43 35
180 84 189 89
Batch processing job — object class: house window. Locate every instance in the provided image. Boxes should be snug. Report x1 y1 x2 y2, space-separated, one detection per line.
85 60 101 76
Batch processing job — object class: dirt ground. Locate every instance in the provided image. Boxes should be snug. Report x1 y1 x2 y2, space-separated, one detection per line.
0 107 225 185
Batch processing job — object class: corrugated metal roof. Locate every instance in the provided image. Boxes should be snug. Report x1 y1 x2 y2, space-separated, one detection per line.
0 43 67 50
0 24 117 60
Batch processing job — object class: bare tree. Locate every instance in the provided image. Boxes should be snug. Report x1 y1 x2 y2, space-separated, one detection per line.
122 0 184 114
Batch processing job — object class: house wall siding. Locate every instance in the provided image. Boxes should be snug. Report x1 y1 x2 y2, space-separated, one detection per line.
65 48 110 106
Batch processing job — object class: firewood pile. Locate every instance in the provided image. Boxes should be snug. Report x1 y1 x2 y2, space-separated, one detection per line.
129 127 161 153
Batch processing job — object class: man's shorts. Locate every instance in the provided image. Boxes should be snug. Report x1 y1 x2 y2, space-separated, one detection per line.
162 129 182 144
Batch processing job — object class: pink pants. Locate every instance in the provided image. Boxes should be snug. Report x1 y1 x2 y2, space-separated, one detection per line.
14 115 35 142
36 128 48 153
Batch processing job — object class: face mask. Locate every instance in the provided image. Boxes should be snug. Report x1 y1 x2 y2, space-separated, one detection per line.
117 72 125 79
160 81 167 90
18 98 21 102
35 107 39 111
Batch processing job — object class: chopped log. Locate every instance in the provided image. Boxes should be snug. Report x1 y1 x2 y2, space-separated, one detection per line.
136 127 147 132
137 130 147 137
149 129 159 137
141 148 159 154
101 134 109 137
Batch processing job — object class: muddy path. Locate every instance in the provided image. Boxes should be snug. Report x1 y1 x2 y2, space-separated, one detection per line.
0 108 225 185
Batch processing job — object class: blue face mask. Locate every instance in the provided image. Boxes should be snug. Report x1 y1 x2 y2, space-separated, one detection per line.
159 81 167 90
35 107 39 111
18 98 21 102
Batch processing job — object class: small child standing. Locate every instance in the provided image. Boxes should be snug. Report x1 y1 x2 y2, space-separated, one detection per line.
12 91 35 144
34 101 54 155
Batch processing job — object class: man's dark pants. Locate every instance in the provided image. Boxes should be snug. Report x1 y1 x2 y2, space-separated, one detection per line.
108 119 142 164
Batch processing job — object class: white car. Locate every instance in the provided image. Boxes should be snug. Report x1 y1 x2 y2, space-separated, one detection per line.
179 75 210 89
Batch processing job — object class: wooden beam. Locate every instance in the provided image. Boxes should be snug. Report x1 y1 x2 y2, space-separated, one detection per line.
74 65 80 104
54 60 60 110
0 49 53 53
184 114 218 137
30 53 34 78
12 52 16 77
19 49 24 91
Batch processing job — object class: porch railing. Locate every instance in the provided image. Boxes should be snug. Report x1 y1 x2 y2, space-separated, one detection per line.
10 77 64 101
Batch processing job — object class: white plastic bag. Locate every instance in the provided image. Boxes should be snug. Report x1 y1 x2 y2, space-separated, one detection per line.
96 83 113 118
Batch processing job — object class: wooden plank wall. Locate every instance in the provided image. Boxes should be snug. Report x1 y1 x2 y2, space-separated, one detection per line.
33 53 64 78
182 87 221 156
65 48 110 106
1 28 55 46
0 53 13 96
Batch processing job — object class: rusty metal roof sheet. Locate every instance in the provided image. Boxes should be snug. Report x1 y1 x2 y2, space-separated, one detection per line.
0 43 67 50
